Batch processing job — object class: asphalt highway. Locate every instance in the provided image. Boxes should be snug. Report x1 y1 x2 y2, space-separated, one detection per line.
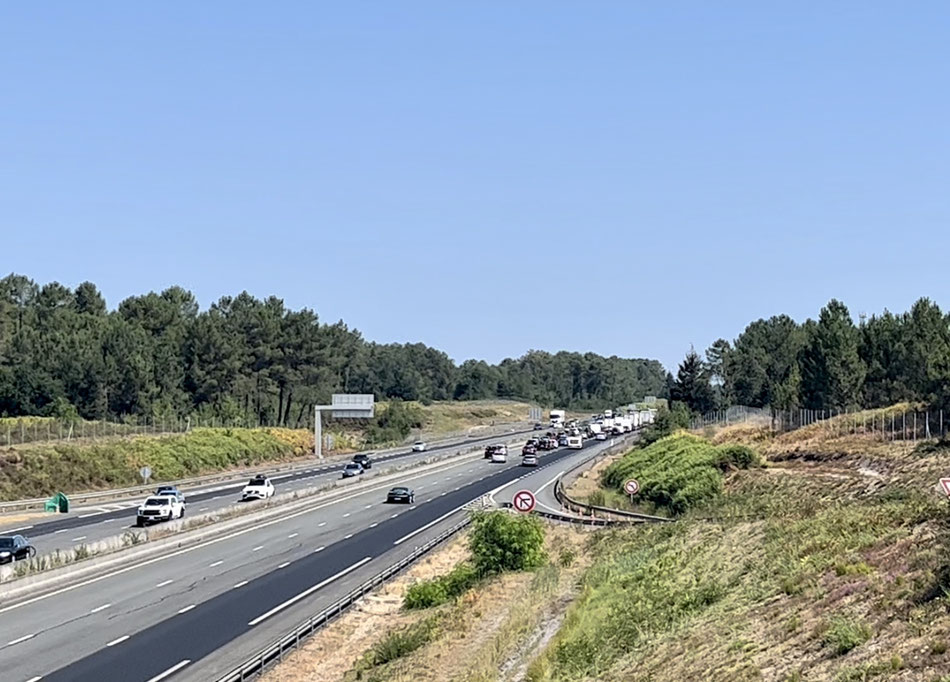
5 428 533 555
0 435 618 682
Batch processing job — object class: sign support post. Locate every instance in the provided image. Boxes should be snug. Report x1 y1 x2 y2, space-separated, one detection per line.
313 394 375 459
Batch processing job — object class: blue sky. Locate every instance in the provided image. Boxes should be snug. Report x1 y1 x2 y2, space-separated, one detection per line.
3 3 949 371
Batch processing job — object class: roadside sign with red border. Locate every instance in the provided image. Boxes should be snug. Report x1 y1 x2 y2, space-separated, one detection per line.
624 479 640 495
940 478 950 497
513 489 536 513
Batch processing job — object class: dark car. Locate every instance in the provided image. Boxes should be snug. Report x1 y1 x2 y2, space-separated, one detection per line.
156 485 186 504
484 444 501 459
533 422 543 430
352 453 373 469
522 442 537 456
386 486 415 504
0 535 35 564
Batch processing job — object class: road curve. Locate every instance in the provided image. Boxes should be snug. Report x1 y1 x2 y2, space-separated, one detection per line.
0 437 615 682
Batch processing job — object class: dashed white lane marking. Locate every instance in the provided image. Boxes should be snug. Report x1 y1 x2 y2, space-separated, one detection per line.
394 504 466 545
4 525 32 533
90 603 111 614
315 546 325 552
7 633 35 645
287 533 298 539
369 522 378 528
156 580 174 588
233 580 249 588
178 604 196 614
106 634 130 647
55 529 69 534
26 676 42 682
247 557 372 626
77 513 101 518
318 522 327 527
342 513 351 518
364 504 373 509
252 546 264 552
409 505 417 510
344 533 353 539
209 560 223 568
199 507 209 512
278 561 290 569
146 659 192 682
390 513 399 518
72 536 87 542
440 492 447 496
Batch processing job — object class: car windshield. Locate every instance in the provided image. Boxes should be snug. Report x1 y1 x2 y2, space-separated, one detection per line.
145 498 169 506
0 538 14 548
391 487 408 493
248 478 267 486
345 463 360 469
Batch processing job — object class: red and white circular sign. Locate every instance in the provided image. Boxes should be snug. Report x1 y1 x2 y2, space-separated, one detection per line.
512 489 536 513
623 479 640 495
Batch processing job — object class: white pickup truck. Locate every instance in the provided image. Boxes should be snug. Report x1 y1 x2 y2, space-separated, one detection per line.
136 495 185 527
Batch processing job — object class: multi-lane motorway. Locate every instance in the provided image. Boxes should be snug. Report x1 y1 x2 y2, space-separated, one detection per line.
0 435 615 682
3 429 533 556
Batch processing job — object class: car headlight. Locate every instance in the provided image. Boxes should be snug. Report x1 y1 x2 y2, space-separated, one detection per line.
0 551 10 558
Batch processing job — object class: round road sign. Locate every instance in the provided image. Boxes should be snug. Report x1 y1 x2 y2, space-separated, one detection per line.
623 479 640 495
512 489 536 513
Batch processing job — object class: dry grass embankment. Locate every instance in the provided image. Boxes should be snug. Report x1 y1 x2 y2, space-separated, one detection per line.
264 523 592 682
528 409 950 682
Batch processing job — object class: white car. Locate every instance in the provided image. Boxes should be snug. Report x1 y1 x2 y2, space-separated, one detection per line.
595 431 608 441
495 444 508 456
412 441 427 452
241 476 275 500
491 450 508 463
136 496 185 526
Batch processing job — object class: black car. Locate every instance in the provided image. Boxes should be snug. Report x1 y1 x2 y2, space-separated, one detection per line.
156 485 186 504
352 453 373 469
533 422 543 430
386 486 415 503
0 535 35 564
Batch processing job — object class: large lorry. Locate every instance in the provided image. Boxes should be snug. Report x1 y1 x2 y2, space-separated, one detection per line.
549 409 566 428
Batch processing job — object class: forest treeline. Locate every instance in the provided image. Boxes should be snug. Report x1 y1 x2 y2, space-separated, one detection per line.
0 274 668 425
669 297 950 415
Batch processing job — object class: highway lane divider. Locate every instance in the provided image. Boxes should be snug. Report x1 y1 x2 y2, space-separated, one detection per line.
0 421 534 513
0 433 529 608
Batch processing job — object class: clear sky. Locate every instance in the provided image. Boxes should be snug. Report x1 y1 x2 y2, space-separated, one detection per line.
3 3 949 371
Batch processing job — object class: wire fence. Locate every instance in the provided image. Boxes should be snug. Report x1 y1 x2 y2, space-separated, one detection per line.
691 405 949 442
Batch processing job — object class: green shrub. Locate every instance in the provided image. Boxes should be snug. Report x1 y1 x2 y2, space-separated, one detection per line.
602 432 758 515
823 615 872 655
469 511 546 576
403 561 480 609
404 579 449 609
361 614 442 668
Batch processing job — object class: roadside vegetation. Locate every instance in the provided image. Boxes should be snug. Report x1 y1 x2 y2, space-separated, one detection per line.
527 415 950 681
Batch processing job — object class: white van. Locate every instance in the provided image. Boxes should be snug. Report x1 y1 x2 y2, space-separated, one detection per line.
567 435 582 449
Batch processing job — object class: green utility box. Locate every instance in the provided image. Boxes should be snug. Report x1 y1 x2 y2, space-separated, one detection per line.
45 492 69 513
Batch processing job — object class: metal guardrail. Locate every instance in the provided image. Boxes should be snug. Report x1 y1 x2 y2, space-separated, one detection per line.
216 517 472 681
0 422 533 513
552 435 674 524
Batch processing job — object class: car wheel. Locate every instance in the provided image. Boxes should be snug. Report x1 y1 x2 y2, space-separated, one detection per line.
409 495 414 503
136 519 144 528
180 507 185 519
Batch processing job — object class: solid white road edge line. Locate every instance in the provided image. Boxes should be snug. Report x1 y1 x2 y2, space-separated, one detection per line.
146 659 192 682
7 633 35 645
247 556 371 626
0 452 482 615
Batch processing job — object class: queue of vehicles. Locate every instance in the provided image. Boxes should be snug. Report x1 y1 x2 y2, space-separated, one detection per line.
5 418 642 563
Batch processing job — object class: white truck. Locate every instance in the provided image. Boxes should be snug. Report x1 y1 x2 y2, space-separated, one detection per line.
549 409 566 428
